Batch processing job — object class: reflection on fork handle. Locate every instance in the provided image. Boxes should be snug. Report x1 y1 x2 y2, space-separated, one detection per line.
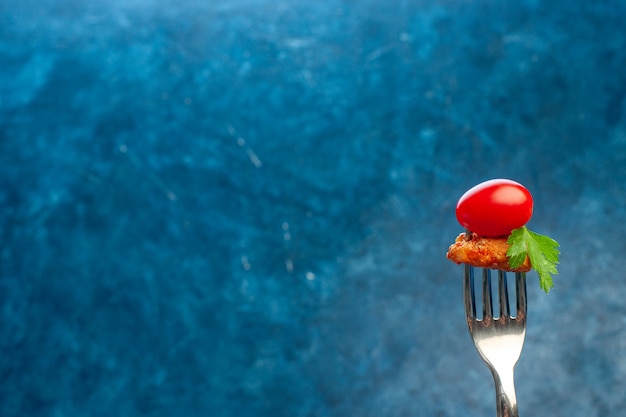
492 367 519 417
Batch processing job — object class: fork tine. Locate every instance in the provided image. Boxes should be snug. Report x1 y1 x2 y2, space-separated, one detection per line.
515 272 527 318
463 264 476 319
498 270 510 318
482 269 493 320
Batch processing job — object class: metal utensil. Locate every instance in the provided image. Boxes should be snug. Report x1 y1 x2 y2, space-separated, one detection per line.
463 264 527 417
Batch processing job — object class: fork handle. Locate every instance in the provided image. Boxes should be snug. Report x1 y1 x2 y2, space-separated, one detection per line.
492 367 519 417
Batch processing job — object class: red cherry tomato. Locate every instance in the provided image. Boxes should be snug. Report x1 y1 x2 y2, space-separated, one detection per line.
455 179 533 237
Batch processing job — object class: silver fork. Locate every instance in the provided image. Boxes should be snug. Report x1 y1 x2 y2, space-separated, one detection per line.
463 264 527 417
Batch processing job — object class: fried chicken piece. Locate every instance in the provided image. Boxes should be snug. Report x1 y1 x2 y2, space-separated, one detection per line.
446 232 531 272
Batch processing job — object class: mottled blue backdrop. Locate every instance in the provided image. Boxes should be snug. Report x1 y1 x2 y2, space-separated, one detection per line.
2 0 626 416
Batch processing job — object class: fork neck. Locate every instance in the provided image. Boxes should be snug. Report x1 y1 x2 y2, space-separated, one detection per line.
491 367 519 417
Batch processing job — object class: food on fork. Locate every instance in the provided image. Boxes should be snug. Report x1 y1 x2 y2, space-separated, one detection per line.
447 232 531 272
446 179 560 293
454 179 533 237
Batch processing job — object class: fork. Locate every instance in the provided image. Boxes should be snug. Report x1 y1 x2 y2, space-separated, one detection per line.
463 264 527 417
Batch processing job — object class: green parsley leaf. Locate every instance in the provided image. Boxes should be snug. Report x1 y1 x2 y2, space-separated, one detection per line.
507 226 560 293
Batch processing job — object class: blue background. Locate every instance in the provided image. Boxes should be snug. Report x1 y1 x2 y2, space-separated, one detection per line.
2 0 626 416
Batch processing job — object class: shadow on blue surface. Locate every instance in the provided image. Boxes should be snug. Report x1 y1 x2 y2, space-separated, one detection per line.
1 0 626 416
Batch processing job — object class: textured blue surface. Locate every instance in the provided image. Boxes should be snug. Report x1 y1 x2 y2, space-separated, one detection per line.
2 0 626 416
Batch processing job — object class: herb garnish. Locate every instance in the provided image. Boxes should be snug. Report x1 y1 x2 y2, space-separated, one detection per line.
507 226 560 293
